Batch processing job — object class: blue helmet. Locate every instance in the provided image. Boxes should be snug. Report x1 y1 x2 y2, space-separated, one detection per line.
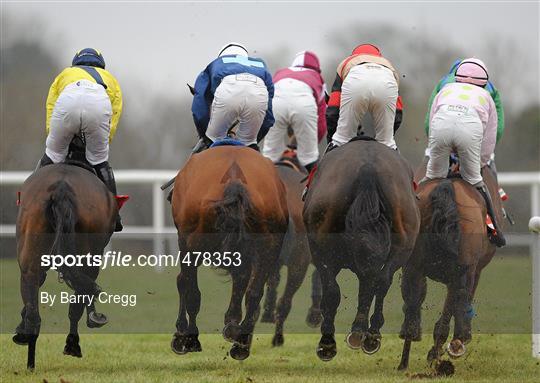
72 48 105 69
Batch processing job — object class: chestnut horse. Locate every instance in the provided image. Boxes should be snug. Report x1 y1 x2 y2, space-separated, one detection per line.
13 164 116 370
260 157 322 347
303 138 420 361
170 146 288 360
398 165 503 371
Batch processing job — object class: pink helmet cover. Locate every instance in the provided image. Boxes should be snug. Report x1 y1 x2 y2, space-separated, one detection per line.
456 58 489 87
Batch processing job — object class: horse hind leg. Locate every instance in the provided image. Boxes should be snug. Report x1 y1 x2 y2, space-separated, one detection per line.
273 250 309 347
261 263 281 323
223 267 250 343
448 267 475 359
230 246 279 361
171 265 201 354
306 268 323 328
428 287 454 364
316 266 341 362
64 302 84 357
85 266 108 328
19 270 42 370
346 275 375 353
14 270 46 346
398 264 427 370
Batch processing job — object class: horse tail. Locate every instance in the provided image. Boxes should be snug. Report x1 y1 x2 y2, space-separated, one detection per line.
345 165 392 267
428 179 461 261
212 180 256 250
45 180 100 296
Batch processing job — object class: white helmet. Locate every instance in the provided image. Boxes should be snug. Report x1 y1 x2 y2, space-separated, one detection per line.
218 42 248 57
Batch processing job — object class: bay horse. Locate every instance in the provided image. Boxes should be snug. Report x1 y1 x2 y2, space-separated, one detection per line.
260 153 323 347
303 138 420 361
398 164 503 371
13 163 117 370
170 145 288 360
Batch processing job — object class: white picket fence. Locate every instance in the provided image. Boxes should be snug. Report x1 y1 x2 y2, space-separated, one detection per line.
1 170 539 357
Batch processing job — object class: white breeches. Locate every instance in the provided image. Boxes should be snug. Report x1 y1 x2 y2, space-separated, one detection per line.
426 104 484 185
46 80 112 165
332 63 398 149
262 78 318 165
206 74 269 145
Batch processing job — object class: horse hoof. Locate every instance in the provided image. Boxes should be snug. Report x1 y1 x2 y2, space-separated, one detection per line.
316 343 337 362
261 311 275 323
223 323 241 343
345 331 364 350
447 339 466 359
361 334 381 355
64 334 82 358
87 311 108 328
63 343 82 358
171 333 188 355
272 333 284 347
12 333 29 345
305 308 322 328
230 343 250 360
186 335 202 352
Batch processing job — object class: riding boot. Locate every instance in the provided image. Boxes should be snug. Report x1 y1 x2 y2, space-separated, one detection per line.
93 161 123 232
476 185 506 247
324 142 338 155
35 153 53 171
304 161 317 173
192 136 213 154
248 143 260 152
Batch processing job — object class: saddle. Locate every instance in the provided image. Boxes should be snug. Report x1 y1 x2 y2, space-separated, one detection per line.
349 135 377 143
65 135 96 174
209 137 245 148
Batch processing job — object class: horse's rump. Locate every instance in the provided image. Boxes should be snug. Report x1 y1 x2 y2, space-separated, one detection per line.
172 147 289 254
17 165 115 295
418 178 486 281
423 179 461 280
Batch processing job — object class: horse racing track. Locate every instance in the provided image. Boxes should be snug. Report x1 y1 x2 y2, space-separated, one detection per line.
1 254 538 382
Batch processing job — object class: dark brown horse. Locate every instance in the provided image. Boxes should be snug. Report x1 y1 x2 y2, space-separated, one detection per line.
13 164 116 370
260 156 323 347
303 138 420 361
170 146 288 360
398 165 502 371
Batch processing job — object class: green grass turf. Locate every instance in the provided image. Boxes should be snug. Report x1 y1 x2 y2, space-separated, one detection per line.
1 334 539 382
1 256 538 381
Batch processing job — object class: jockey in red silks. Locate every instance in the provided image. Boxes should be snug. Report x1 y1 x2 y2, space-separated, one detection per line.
326 44 403 152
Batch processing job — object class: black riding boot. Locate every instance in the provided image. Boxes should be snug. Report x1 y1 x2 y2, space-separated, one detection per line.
35 153 53 171
476 185 506 247
192 136 213 154
323 142 338 155
304 161 317 173
93 161 123 232
248 143 260 151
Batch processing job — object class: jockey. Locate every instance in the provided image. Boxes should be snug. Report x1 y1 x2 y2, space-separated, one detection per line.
191 43 274 152
38 48 123 231
326 44 403 151
423 58 505 247
424 59 505 145
262 51 327 172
